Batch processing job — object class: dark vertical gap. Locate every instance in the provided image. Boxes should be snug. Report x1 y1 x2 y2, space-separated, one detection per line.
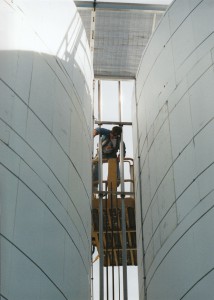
111 183 115 300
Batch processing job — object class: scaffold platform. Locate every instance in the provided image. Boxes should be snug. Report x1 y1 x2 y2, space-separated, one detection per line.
92 158 137 266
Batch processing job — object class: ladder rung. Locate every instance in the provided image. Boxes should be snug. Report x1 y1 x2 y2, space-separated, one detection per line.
93 191 134 196
95 120 132 126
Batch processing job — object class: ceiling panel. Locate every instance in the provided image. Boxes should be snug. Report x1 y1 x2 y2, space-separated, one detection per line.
75 1 168 79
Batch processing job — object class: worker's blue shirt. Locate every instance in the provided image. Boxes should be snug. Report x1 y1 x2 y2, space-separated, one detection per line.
95 127 111 143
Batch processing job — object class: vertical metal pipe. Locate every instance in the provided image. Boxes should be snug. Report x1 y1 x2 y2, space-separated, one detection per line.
118 266 121 300
116 196 121 300
118 81 122 122
118 81 128 300
98 80 104 300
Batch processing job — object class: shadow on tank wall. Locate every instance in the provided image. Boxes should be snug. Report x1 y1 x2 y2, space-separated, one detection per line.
0 47 92 299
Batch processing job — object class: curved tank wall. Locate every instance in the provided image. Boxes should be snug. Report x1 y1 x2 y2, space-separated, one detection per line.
0 1 93 299
133 0 214 299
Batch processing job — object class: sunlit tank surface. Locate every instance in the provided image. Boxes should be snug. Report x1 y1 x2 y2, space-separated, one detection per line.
0 0 93 299
133 0 214 299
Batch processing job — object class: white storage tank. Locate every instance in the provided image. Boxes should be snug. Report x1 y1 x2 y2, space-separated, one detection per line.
133 0 214 299
0 0 93 299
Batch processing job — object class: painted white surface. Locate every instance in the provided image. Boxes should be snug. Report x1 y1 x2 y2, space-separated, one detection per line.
133 0 214 299
0 0 93 299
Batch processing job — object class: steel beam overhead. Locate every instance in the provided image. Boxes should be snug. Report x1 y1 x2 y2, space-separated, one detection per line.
75 1 168 12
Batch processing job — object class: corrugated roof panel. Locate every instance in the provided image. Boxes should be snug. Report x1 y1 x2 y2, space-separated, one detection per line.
75 2 168 83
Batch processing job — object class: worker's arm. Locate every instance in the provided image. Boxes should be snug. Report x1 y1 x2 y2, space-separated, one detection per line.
123 142 126 157
93 127 111 137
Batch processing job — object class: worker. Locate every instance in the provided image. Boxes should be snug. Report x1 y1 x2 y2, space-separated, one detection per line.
92 126 126 190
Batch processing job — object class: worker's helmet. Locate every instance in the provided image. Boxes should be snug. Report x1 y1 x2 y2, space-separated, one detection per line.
112 126 122 137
